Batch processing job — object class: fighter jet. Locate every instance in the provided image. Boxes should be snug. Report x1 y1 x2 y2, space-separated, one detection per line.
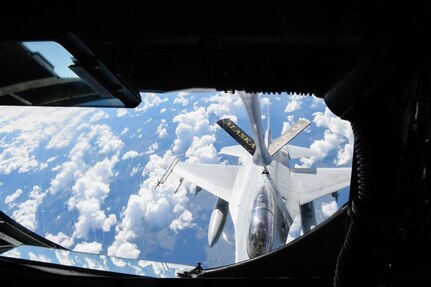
171 92 352 263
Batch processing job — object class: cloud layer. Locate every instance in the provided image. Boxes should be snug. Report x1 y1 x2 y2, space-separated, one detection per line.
0 92 352 268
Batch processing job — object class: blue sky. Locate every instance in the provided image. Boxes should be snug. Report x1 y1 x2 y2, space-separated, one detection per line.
0 91 353 271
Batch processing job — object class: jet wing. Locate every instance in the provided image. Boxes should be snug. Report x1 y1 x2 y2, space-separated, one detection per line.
290 167 352 205
172 162 239 202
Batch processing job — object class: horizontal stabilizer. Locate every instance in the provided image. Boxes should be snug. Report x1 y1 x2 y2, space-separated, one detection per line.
217 118 256 155
172 162 239 202
220 145 250 159
268 119 310 156
282 145 318 159
290 167 352 205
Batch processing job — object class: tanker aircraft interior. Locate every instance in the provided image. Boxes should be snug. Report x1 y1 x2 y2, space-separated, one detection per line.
0 1 430 287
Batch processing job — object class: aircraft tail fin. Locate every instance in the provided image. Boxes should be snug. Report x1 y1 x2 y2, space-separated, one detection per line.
217 118 256 155
268 119 310 156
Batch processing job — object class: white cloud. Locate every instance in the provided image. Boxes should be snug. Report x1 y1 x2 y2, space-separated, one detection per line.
5 189 22 204
48 139 90 195
173 91 190 106
145 143 159 155
169 210 194 232
185 135 218 164
121 127 129 135
12 186 46 231
47 110 99 150
116 109 128 117
337 143 353 166
39 162 48 170
136 93 168 111
285 101 301 113
157 119 168 139
299 107 353 167
286 215 303 244
205 92 243 120
172 107 213 153
122 150 139 160
109 150 195 259
69 156 119 239
284 93 303 113
103 214 118 232
310 95 325 109
0 146 38 174
29 252 51 263
321 200 338 217
55 250 75 266
0 107 94 175
74 241 103 254
45 232 74 249
130 166 140 176
108 240 141 259
89 125 124 154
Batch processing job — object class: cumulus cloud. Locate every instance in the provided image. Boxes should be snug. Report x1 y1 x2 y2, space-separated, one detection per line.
45 232 74 249
90 125 124 154
0 105 143 260
116 109 128 117
299 107 353 167
48 140 90 195
122 150 139 160
108 241 141 259
0 107 95 175
185 135 218 164
173 91 190 106
145 143 159 155
205 92 244 120
172 107 215 153
29 252 52 263
0 91 352 267
74 241 103 254
337 143 354 166
169 210 194 232
157 119 168 138
12 186 46 231
108 217 141 259
321 200 338 217
284 93 304 113
136 93 168 112
69 156 119 239
108 150 194 258
5 189 22 204
46 110 99 150
285 100 301 112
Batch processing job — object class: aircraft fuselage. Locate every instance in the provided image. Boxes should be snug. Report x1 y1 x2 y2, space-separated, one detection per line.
229 155 291 262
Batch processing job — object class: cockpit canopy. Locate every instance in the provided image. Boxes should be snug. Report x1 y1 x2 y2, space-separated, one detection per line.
247 186 275 258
